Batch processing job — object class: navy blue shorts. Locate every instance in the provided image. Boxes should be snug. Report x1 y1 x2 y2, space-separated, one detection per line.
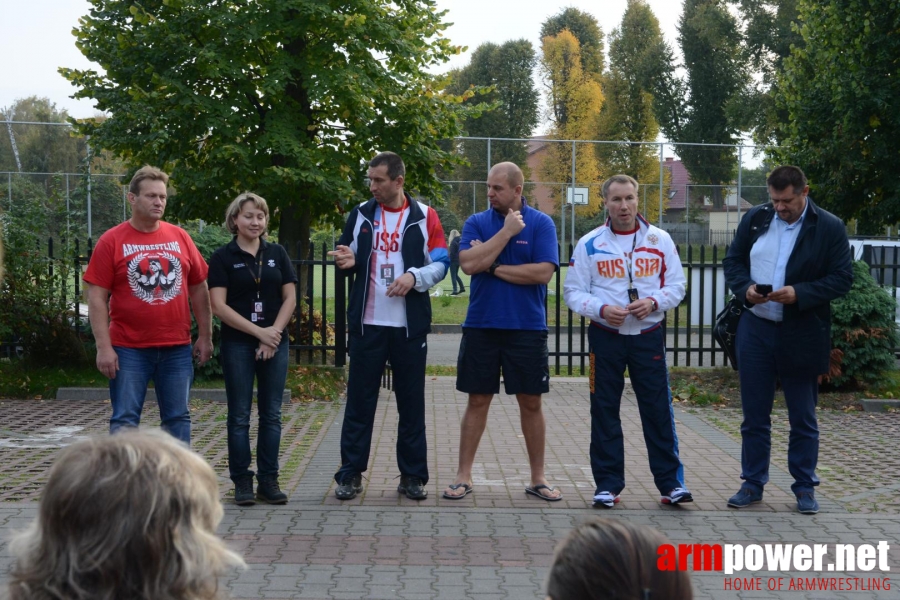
456 328 549 395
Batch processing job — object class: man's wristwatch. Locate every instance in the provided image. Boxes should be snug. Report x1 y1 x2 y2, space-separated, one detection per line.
489 260 500 275
650 299 658 311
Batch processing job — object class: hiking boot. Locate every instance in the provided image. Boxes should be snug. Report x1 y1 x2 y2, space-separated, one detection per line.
234 476 255 506
796 491 819 515
398 475 427 500
592 490 620 508
335 474 363 500
661 487 694 505
256 479 288 505
727 487 763 508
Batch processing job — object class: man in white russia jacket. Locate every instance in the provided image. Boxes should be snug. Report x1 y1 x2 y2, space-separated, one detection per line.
564 174 692 509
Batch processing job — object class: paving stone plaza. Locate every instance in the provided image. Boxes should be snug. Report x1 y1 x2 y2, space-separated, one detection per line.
1 377 899 598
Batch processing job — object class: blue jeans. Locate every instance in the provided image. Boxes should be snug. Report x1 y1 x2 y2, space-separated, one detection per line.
449 263 464 293
221 337 289 482
109 345 193 444
736 311 819 494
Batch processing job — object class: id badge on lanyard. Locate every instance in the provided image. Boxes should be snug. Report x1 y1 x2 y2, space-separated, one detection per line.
247 252 266 322
376 203 405 286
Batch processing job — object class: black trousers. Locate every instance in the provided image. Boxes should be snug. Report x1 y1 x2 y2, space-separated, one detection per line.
335 325 429 484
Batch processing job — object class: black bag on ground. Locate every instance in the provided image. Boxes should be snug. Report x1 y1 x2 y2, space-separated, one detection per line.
713 296 745 371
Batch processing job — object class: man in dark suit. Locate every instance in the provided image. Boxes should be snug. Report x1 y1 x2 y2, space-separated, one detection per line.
723 165 852 514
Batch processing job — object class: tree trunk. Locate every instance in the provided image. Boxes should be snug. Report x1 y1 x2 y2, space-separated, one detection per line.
711 185 724 209
279 201 312 299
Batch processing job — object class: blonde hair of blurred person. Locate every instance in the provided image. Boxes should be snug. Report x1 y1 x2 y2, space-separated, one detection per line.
7 430 244 600
546 517 692 600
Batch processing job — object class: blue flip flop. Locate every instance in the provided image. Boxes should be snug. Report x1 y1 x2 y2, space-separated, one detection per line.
525 484 563 501
442 482 473 500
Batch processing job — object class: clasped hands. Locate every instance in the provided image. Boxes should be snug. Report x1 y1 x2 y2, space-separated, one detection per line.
255 326 282 361
603 298 656 326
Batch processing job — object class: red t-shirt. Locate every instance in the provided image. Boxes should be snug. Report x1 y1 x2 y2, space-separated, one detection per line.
84 221 209 348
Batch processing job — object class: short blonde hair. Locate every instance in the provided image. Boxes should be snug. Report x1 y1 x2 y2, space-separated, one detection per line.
224 192 269 235
602 174 639 199
129 165 169 195
7 430 244 600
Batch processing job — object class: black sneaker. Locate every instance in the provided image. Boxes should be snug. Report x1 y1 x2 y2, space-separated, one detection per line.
398 475 427 500
256 479 288 505
234 476 256 506
335 474 363 500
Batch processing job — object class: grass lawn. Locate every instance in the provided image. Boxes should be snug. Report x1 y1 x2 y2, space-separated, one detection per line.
3 361 897 409
0 361 346 402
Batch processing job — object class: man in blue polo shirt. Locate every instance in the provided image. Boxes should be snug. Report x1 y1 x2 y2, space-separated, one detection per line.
442 162 562 502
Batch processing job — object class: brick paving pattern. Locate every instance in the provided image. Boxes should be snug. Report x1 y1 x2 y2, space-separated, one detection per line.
1 378 899 599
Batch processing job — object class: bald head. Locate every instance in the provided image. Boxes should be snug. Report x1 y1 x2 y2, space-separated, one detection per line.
489 162 524 189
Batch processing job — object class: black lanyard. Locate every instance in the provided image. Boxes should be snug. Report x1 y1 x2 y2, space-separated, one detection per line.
244 247 265 299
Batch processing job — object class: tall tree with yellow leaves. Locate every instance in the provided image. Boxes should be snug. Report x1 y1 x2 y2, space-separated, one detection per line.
539 30 603 216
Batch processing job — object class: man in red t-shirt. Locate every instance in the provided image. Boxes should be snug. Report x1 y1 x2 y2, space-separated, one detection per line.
84 166 212 444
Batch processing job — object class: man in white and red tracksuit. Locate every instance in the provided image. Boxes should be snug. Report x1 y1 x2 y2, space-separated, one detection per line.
564 174 691 509
328 151 448 501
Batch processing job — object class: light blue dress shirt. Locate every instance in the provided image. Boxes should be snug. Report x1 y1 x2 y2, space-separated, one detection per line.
749 201 809 322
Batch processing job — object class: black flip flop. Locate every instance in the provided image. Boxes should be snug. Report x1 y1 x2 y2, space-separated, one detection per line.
525 484 563 502
442 482 473 500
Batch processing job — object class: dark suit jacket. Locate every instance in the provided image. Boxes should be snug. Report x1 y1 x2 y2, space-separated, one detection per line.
723 199 853 375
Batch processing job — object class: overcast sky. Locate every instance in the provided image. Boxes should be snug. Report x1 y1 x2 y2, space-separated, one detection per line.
0 0 683 120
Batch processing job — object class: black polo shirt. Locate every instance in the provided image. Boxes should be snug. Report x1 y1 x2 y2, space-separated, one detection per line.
208 238 298 345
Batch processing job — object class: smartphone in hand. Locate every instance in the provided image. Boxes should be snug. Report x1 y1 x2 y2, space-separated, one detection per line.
756 284 773 296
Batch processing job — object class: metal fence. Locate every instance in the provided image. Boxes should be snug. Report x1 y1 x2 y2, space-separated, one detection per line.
12 233 900 369
10 238 900 370
10 225 900 374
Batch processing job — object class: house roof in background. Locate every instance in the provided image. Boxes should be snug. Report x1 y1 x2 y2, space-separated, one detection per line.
663 158 690 209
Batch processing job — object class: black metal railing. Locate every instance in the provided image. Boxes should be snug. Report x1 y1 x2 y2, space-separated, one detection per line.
11 238 899 372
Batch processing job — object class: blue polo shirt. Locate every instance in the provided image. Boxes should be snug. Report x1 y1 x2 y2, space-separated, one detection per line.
461 198 558 330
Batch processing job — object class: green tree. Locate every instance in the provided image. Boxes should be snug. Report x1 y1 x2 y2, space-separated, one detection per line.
775 0 900 233
737 164 772 206
0 97 87 185
61 0 478 262
0 177 88 366
735 0 802 144
673 0 749 208
607 0 683 145
595 0 672 223
540 7 605 80
444 39 539 215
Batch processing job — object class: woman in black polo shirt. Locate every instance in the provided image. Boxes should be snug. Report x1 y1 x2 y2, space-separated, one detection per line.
209 192 297 506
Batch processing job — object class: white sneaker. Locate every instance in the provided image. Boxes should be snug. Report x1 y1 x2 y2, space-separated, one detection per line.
593 490 620 508
661 487 694 505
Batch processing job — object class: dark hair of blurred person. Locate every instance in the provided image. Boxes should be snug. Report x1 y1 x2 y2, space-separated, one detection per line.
546 517 692 600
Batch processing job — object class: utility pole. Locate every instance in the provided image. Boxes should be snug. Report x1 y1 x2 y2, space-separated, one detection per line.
4 113 22 173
